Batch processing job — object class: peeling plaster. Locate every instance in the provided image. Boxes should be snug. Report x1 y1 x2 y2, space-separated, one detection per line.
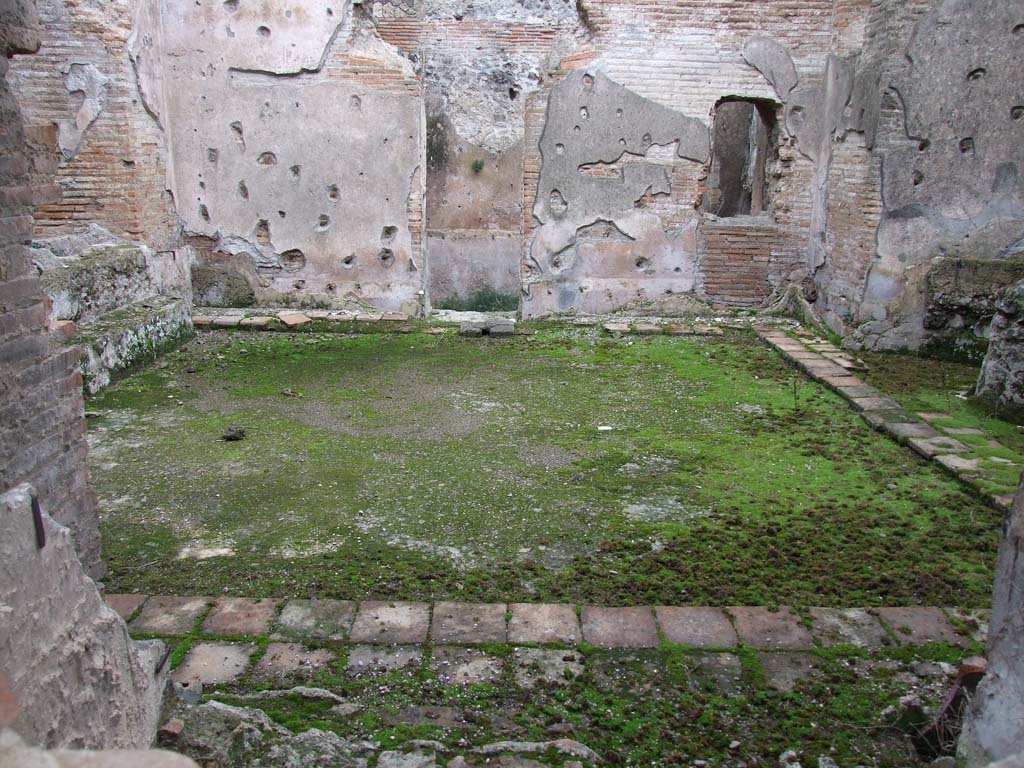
57 62 108 160
523 70 708 317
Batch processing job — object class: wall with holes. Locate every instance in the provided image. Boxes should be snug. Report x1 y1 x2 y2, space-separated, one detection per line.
132 0 426 314
841 0 1024 352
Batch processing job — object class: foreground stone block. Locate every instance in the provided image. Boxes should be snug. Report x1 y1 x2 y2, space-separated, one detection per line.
807 608 889 648
655 606 737 647
512 648 584 688
908 435 969 458
758 651 821 693
274 599 355 642
346 645 422 677
172 642 256 685
131 596 210 635
876 607 964 646
431 602 507 644
349 601 430 644
104 594 147 621
239 316 273 329
1 486 167 749
689 652 744 694
603 322 630 334
431 646 503 685
581 606 659 648
253 643 334 681
277 311 311 328
202 598 279 636
729 606 813 650
885 422 940 442
508 603 580 644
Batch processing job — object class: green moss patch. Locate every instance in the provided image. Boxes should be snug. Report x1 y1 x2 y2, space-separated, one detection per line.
90 329 1002 605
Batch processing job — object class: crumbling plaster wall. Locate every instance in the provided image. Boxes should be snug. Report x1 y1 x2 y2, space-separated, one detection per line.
823 0 1024 352
371 0 581 305
519 0 848 317
133 0 427 314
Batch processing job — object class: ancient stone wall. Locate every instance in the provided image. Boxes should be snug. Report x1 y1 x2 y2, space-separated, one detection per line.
0 2 102 578
838 0 1024 352
958 481 1024 765
1 1 167 751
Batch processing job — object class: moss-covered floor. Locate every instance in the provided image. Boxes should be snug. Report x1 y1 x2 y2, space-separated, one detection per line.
87 326 1003 607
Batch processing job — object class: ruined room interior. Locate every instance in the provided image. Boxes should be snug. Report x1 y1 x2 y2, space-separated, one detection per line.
2 0 1024 765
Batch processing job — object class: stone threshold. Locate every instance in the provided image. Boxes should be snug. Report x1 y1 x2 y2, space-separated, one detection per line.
755 326 1017 511
108 594 984 650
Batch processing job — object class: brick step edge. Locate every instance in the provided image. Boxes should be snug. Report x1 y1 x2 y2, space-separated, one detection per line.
107 594 987 651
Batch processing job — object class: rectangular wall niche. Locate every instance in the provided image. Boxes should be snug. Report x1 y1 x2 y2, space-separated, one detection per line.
706 98 775 217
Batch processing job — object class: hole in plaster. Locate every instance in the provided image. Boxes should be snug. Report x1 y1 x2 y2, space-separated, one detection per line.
555 143 565 155
317 214 331 231
290 165 301 180
508 88 518 100
1012 106 1024 121
381 226 397 244
237 181 248 199
967 67 987 82
285 9 292 17
199 204 210 221
408 258 417 273
342 253 356 268
328 185 340 201
278 210 286 218
616 108 623 117
223 0 239 11
673 266 681 272
281 249 305 271
582 74 594 93
619 138 626 146
912 170 924 186
378 248 395 267
918 139 930 151
580 107 589 119
549 189 568 218
230 121 245 151
257 151 277 165
350 95 361 109
642 133 652 147
255 219 272 246
257 25 271 38
327 7 334 15
199 181 206 189
959 137 975 154
293 279 305 289
207 148 219 163
573 125 581 132
635 257 651 272
327 283 336 293
1013 23 1024 34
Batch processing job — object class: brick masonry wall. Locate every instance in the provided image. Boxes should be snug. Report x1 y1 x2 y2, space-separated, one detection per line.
8 0 179 250
1 1 103 577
